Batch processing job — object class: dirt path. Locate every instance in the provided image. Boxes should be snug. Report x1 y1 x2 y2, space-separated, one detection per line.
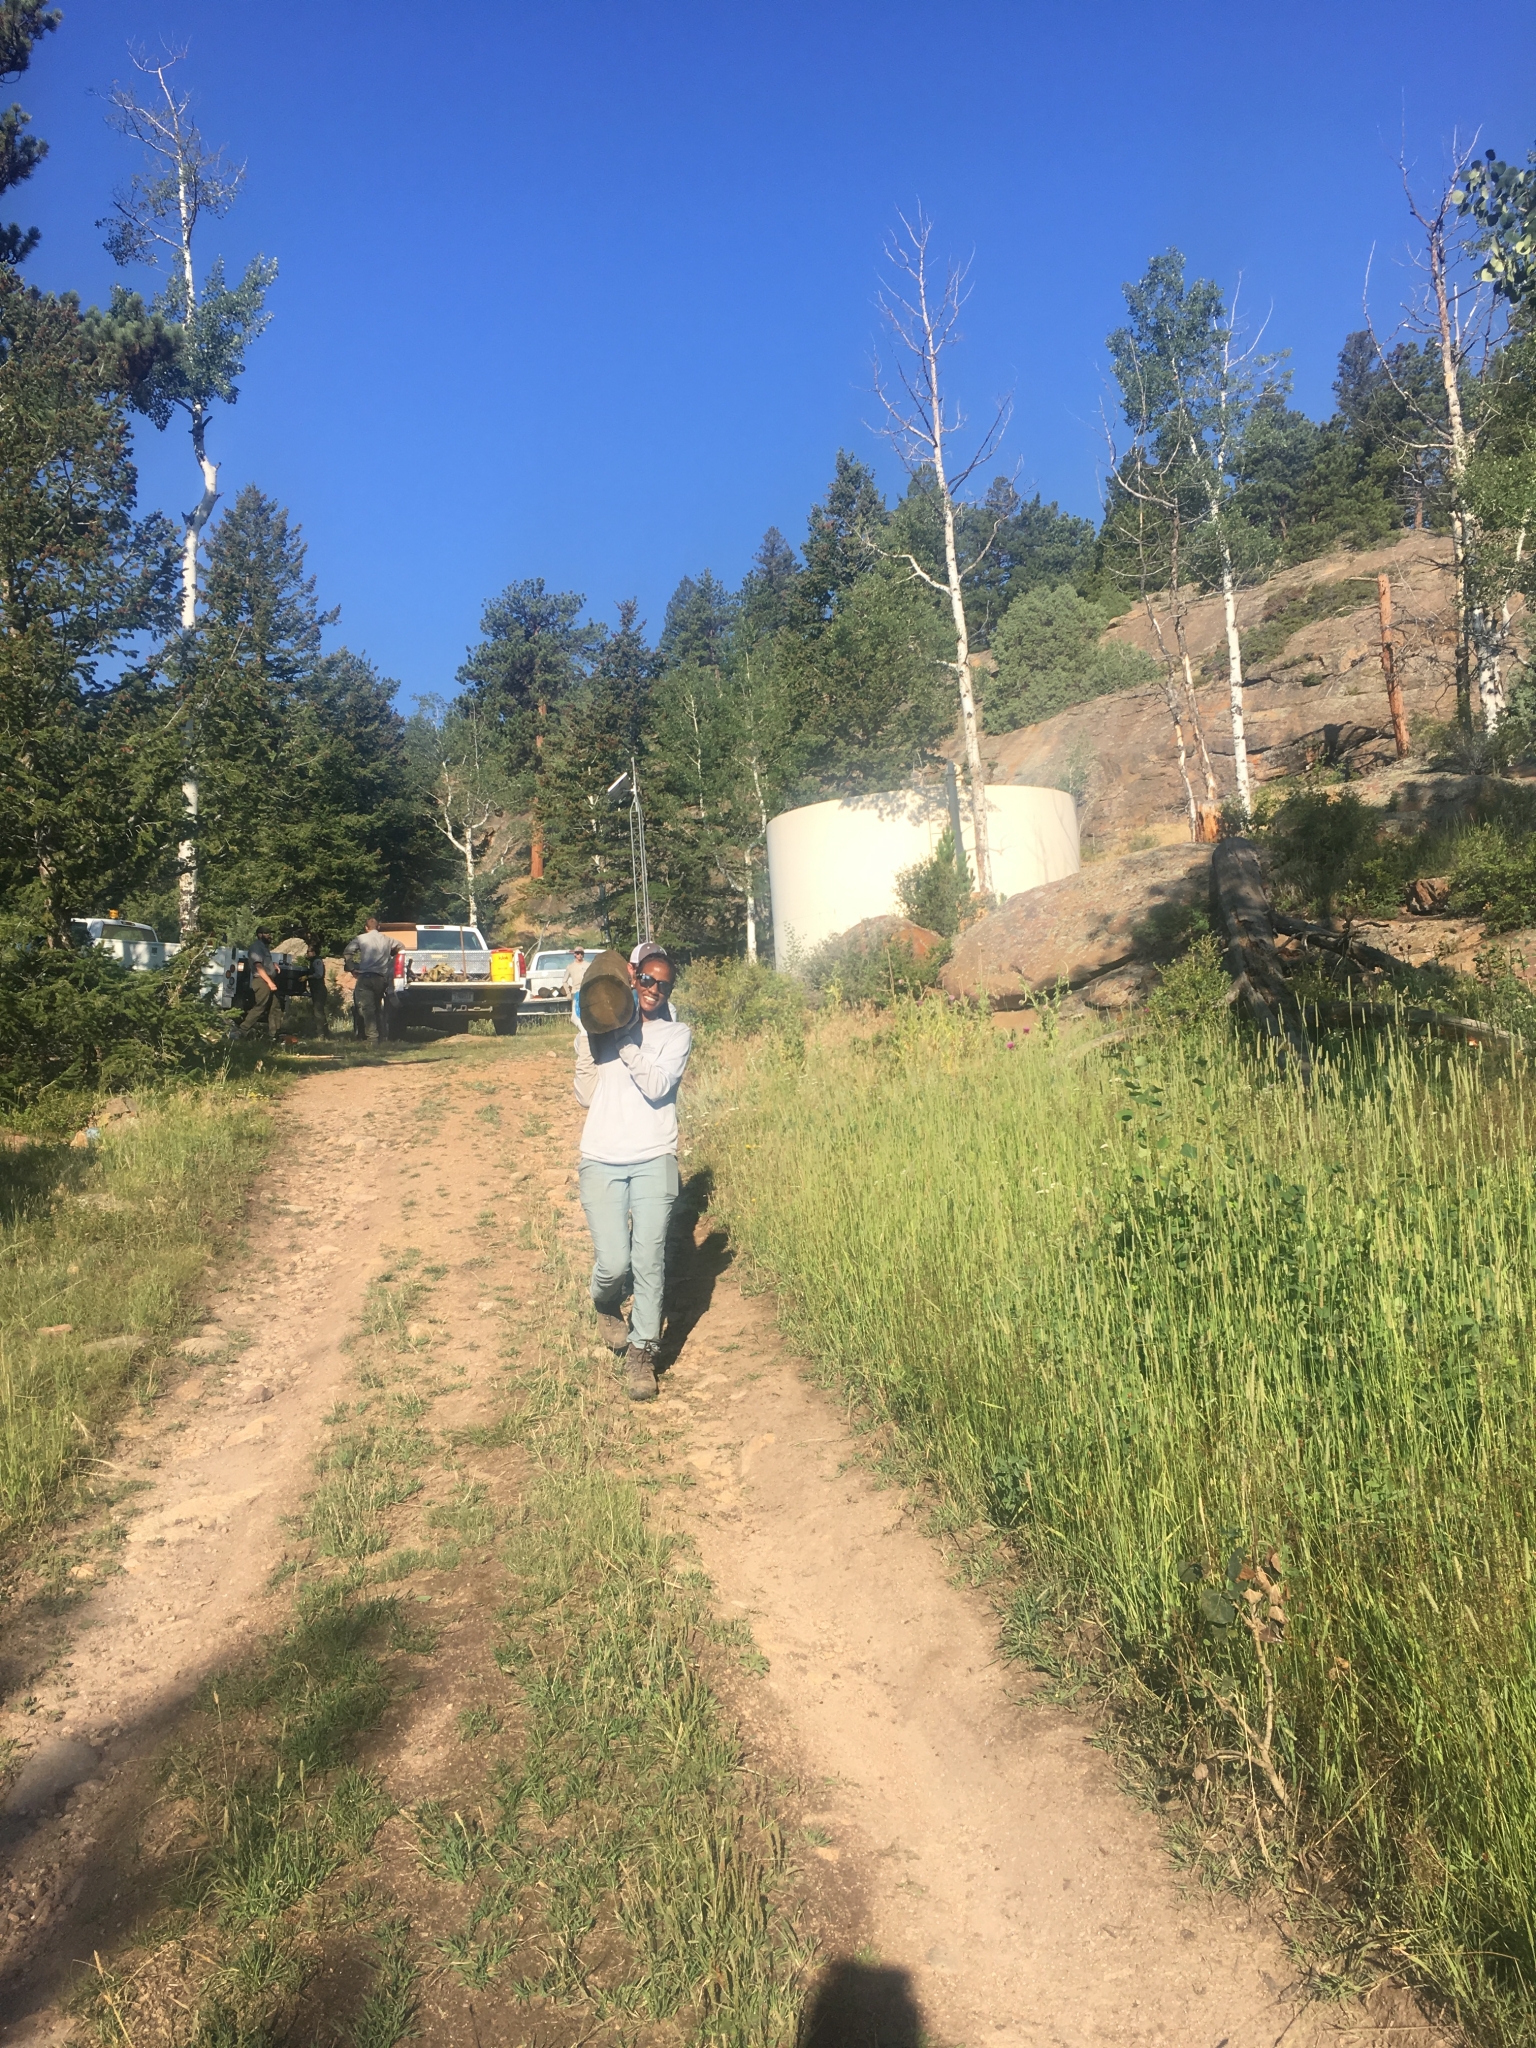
0 1039 1441 2045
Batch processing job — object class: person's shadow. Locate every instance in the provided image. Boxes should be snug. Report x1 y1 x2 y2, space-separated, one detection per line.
661 1167 732 1364
797 1958 925 2046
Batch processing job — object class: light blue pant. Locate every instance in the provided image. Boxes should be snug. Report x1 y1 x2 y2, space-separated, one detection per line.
578 1153 680 1348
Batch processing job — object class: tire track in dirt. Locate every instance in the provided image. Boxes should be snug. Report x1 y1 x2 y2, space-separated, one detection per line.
0 1041 567 2038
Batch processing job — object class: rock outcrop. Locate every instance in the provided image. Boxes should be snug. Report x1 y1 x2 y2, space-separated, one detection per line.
828 916 948 961
979 536 1484 856
942 845 1212 1006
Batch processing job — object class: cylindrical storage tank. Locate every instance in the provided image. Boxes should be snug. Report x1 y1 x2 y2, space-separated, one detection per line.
766 785 1080 970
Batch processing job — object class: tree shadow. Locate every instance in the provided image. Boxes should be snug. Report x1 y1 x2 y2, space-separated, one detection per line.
661 1167 731 1365
0 1140 80 1230
797 1958 926 2047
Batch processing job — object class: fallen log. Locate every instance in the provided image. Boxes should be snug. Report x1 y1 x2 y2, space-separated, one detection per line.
1211 838 1312 1078
1305 997 1524 1053
1268 910 1404 977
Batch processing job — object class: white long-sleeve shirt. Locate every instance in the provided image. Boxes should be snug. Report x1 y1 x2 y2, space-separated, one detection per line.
573 1008 692 1165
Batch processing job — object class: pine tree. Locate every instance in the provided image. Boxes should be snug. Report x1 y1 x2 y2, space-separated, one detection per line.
0 1 59 266
541 600 658 941
455 577 603 887
657 570 736 669
740 527 802 642
0 277 181 936
175 487 416 945
799 452 886 620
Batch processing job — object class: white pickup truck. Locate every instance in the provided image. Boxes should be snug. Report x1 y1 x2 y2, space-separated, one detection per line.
525 947 582 1000
376 923 526 1036
69 916 167 971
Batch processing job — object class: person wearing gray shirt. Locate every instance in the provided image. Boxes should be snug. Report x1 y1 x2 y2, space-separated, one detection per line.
344 917 395 1045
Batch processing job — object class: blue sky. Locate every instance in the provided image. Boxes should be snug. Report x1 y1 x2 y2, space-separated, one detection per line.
18 0 1536 705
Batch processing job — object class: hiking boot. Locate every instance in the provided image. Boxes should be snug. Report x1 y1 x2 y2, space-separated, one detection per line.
625 1343 659 1402
595 1308 629 1352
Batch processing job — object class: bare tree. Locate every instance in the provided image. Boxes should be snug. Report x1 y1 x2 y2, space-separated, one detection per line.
1103 390 1221 840
413 701 511 930
101 46 276 929
1203 304 1259 815
873 211 1009 896
1368 147 1511 730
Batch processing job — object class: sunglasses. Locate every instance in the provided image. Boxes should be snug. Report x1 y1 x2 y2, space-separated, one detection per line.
635 970 673 993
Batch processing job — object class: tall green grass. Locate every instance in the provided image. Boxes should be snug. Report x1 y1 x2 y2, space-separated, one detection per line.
703 1004 1536 2042
0 1083 272 1536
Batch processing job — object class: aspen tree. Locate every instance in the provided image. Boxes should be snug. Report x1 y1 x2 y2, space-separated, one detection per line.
101 48 276 929
873 211 1010 897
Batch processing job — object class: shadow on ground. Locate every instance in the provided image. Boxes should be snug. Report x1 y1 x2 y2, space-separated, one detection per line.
662 1167 732 1363
797 1958 926 2046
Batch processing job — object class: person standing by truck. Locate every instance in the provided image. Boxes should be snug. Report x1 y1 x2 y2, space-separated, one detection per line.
344 916 395 1046
561 946 587 1024
237 928 284 1040
573 943 690 1403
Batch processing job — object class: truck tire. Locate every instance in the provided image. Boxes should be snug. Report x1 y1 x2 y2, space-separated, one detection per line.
492 1005 518 1037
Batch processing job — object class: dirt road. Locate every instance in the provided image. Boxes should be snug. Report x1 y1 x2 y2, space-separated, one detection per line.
0 1037 1440 2045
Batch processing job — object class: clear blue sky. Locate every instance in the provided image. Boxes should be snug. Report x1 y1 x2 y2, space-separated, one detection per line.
18 0 1536 705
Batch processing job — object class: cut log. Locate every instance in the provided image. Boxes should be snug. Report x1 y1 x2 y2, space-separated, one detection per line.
1305 998 1523 1052
1210 838 1312 1077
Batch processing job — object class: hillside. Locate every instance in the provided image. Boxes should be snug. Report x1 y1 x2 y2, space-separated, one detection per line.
983 534 1492 855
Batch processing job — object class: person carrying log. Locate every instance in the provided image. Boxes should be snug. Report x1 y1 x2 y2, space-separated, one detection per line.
572 943 691 1403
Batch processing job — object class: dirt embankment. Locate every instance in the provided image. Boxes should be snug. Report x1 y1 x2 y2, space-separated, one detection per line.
0 1040 1444 2046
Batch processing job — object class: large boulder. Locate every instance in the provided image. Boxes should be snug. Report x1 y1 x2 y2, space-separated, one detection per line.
942 845 1212 1006
828 916 948 961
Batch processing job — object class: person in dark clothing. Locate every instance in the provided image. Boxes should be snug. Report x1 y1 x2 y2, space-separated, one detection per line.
237 929 284 1039
307 945 329 1038
345 916 395 1046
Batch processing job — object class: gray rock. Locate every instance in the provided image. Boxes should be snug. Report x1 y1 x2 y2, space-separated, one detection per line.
3 1739 99 1816
943 845 1212 1006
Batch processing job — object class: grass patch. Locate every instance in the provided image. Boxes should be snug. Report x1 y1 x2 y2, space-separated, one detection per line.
1234 574 1378 676
0 1078 277 1542
700 1000 1536 2041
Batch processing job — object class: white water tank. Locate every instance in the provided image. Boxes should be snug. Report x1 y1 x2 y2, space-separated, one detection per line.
766 784 1080 970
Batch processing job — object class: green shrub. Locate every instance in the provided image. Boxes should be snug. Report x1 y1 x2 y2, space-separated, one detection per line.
671 957 806 1044
0 925 223 1109
895 826 968 936
1448 823 1536 933
804 930 950 1009
1147 934 1230 1029
1255 791 1418 918
1233 576 1377 675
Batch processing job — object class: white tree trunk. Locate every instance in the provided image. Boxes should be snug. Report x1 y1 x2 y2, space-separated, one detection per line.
1219 543 1252 818
177 775 198 936
1426 207 1503 731
744 852 757 965
175 411 218 934
1143 601 1198 836
936 463 991 897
